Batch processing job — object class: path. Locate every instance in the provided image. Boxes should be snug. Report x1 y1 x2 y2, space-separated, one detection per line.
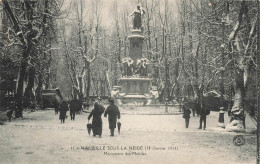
0 108 257 164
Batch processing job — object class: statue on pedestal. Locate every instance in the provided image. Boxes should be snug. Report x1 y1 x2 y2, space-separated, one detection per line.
111 87 120 98
130 4 145 30
136 58 148 77
122 58 134 77
122 60 128 77
126 59 134 76
150 86 159 99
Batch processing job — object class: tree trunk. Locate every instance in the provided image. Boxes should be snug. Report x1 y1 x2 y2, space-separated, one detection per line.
16 55 28 117
35 73 43 108
16 27 33 118
226 70 246 131
2 0 28 118
86 62 91 100
24 66 35 108
194 43 200 103
78 76 84 102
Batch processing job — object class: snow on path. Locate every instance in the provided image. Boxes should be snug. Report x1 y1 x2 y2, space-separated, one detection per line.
0 110 256 164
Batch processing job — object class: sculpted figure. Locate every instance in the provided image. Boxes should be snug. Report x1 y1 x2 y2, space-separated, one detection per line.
130 4 145 30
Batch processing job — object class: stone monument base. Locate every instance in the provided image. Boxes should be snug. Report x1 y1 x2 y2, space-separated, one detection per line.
114 77 152 105
120 77 150 94
118 94 151 105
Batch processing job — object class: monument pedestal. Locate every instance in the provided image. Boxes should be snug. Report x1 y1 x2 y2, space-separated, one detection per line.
118 77 151 105
120 77 150 94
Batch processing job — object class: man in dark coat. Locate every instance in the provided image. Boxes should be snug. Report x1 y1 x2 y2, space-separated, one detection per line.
69 99 82 120
69 100 76 120
198 107 208 130
183 106 191 128
88 102 105 137
59 100 69 123
104 99 121 136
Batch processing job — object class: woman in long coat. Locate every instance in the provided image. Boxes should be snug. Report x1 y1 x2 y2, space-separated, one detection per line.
88 102 104 137
59 100 69 123
104 99 121 136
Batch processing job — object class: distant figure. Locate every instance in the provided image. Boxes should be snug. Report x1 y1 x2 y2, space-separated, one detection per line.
59 100 69 123
191 102 196 117
104 99 121 136
69 99 82 120
198 107 210 130
88 102 105 137
69 100 76 121
6 110 14 122
183 106 191 128
54 100 59 115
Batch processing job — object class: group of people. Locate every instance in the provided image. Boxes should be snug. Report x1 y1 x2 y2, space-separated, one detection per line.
55 98 82 123
88 99 121 137
182 105 210 130
57 98 121 137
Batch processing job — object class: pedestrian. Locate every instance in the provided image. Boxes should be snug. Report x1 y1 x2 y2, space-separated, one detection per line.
104 99 121 137
6 109 13 122
198 107 209 130
88 102 105 137
69 99 81 120
59 99 69 123
183 106 191 128
54 100 59 115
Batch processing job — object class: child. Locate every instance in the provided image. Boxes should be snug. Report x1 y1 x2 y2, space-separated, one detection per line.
183 106 191 128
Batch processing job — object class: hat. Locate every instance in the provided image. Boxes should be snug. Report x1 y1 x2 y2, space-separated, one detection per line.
94 102 99 108
109 99 115 104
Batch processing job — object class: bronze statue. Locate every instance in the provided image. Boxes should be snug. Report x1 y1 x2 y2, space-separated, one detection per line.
130 4 145 30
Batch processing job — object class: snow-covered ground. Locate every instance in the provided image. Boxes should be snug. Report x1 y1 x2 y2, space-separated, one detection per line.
0 107 257 164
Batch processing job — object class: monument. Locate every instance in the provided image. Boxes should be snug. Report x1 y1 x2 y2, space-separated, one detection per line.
111 4 157 105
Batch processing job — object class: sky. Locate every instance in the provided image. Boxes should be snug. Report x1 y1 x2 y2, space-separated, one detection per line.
61 0 134 27
61 0 178 27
